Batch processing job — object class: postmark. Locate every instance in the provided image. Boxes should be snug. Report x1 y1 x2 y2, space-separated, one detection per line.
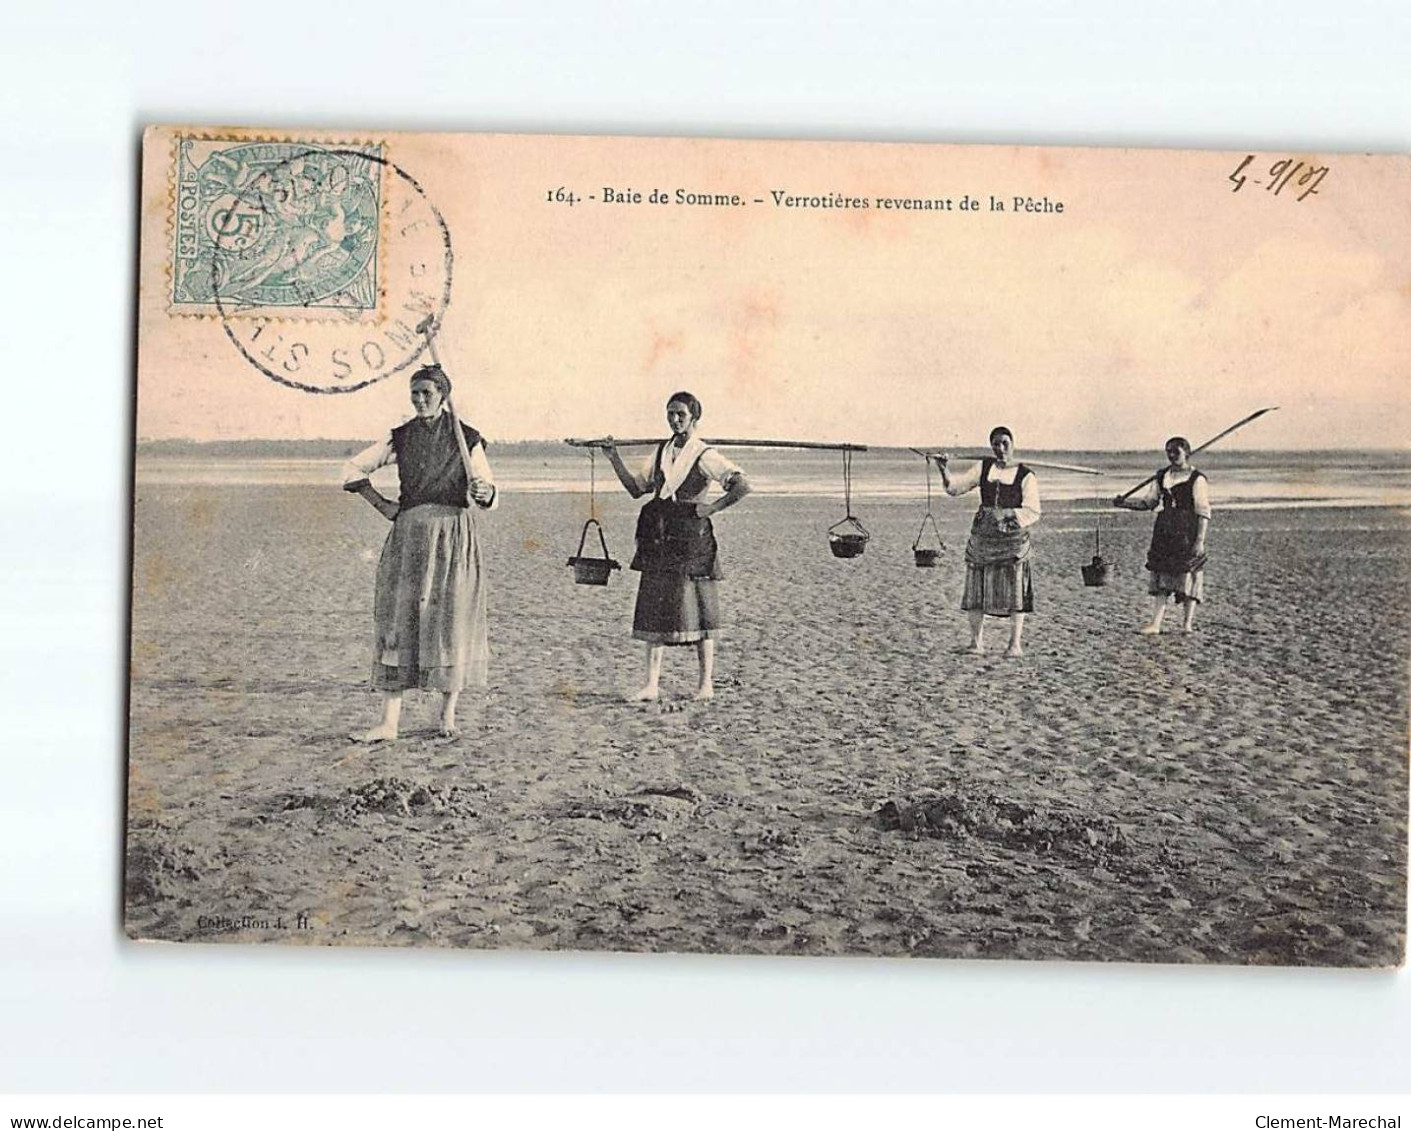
170 135 454 394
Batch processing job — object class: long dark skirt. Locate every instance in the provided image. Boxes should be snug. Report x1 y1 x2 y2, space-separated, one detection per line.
1146 507 1207 604
632 573 722 645
370 504 489 692
630 498 722 645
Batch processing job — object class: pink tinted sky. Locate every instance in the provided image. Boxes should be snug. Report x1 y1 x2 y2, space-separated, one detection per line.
137 130 1409 449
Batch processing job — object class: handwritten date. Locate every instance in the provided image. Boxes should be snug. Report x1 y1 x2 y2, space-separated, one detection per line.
1228 155 1329 201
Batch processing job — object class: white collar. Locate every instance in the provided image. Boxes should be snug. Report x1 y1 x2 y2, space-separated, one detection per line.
657 434 709 499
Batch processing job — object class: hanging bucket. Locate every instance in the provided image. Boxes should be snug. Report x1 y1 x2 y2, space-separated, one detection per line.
828 515 870 559
1081 555 1113 587
1079 518 1114 587
567 518 620 586
827 448 869 558
911 512 944 568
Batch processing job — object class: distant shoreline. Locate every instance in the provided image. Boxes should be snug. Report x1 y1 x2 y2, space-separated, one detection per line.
134 439 1411 463
132 447 1411 509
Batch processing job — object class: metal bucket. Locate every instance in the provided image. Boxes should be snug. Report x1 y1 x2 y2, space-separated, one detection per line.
567 518 620 586
1081 556 1113 587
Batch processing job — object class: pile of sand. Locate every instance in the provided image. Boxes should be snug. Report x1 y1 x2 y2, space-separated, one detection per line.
274 777 484 821
875 787 1132 865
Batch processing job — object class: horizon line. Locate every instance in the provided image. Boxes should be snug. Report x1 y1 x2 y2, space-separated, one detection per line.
134 436 1411 454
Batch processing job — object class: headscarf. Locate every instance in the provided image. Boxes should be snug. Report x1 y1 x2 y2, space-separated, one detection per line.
410 364 452 399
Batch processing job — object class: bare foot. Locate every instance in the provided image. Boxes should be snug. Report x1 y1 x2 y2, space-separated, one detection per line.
694 684 714 701
438 724 462 740
1138 624 1162 636
350 724 398 743
967 641 985 655
1004 645 1024 658
631 686 660 702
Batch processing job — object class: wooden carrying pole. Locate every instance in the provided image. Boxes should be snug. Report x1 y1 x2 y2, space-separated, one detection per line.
566 437 868 452
907 448 1104 476
1115 407 1278 502
446 399 477 491
416 316 478 496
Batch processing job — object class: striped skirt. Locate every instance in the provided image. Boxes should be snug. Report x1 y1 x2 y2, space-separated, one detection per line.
961 510 1035 617
370 504 489 692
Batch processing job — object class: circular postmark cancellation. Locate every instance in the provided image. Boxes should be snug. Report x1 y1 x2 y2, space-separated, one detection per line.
174 137 453 394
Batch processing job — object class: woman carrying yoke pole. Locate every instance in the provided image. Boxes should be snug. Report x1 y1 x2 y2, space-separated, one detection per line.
602 391 752 701
1113 436 1211 634
341 364 498 740
933 426 1042 657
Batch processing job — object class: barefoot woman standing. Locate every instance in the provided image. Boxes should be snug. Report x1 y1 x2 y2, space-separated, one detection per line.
1112 436 1210 634
341 365 497 740
933 426 1042 657
603 392 751 700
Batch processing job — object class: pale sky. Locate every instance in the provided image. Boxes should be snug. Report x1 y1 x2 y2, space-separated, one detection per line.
137 130 1409 449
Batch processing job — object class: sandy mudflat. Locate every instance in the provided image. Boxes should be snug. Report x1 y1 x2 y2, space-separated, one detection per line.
125 481 1409 965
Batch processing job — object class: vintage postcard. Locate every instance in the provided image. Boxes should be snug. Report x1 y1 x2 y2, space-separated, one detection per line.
127 127 1408 965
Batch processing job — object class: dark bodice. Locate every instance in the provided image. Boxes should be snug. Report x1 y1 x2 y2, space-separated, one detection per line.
979 458 1032 508
1157 467 1204 511
390 414 485 509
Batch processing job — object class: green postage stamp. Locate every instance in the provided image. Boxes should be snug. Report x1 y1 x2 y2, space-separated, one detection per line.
171 137 384 315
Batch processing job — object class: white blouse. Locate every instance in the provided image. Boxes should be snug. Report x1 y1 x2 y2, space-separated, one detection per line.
340 412 499 510
1130 468 1211 519
625 444 744 503
944 460 1042 529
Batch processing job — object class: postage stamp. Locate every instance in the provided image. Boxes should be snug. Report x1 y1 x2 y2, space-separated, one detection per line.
171 136 385 316
162 132 454 394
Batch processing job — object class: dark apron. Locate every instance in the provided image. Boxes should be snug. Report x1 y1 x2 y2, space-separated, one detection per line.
630 498 719 577
1146 472 1208 575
